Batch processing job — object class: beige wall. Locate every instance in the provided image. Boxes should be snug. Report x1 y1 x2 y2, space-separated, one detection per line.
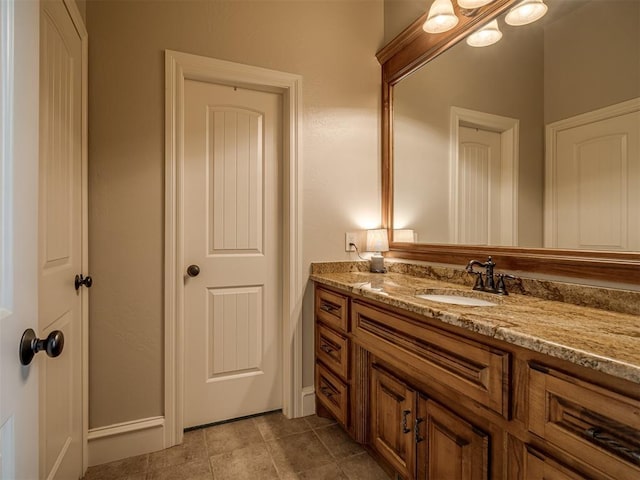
87 0 383 428
393 24 545 246
383 0 425 44
544 0 640 124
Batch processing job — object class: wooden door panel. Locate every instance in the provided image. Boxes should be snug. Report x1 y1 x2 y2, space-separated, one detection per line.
528 365 640 479
371 365 415 479
524 446 593 480
417 397 489 480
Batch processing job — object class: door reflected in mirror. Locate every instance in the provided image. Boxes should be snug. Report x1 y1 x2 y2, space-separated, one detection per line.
392 0 639 251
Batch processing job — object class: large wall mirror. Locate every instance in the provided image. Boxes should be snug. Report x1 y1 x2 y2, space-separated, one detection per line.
378 0 640 284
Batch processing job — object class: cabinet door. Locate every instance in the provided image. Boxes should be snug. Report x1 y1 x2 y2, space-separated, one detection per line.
371 365 416 479
417 396 489 480
524 446 589 480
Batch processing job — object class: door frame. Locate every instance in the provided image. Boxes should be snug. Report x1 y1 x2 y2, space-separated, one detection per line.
449 106 519 246
164 50 303 447
544 97 640 248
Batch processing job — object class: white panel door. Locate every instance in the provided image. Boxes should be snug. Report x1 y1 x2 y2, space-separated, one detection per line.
183 80 282 427
0 1 40 478
38 0 84 478
551 111 639 250
457 126 502 245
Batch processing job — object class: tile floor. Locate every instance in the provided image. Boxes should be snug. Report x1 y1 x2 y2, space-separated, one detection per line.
83 412 392 480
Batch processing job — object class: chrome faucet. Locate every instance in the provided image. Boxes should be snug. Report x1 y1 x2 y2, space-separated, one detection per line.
466 256 518 295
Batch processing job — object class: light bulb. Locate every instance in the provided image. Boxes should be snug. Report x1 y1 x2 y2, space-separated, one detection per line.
423 0 459 34
505 0 548 26
458 0 495 9
466 19 502 47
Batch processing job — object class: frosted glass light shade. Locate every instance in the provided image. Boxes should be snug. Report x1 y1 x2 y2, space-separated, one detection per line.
423 0 459 34
366 229 389 252
466 19 503 47
505 0 548 26
458 0 494 9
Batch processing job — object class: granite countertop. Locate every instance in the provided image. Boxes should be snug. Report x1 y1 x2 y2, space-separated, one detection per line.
310 270 640 384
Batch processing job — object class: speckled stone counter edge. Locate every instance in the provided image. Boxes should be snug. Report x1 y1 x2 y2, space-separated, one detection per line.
310 270 640 384
311 260 640 316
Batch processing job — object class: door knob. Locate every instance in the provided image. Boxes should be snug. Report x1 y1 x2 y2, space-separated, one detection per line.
75 274 93 290
187 265 200 277
19 329 64 366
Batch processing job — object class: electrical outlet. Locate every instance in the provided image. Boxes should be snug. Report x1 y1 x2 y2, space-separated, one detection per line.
345 232 358 252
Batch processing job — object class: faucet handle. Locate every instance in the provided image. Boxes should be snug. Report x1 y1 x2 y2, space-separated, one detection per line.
496 273 519 295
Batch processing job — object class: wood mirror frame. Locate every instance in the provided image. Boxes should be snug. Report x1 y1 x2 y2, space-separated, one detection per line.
377 0 640 285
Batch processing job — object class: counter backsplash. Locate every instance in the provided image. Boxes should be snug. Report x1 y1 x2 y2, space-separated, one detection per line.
311 259 640 316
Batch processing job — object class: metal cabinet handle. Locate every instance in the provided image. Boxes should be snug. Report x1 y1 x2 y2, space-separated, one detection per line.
402 409 411 434
19 329 64 366
320 343 334 354
585 427 640 464
74 274 93 290
319 302 338 313
320 386 334 398
415 417 425 443
187 265 200 277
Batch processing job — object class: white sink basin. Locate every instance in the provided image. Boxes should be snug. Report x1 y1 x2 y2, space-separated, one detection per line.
415 293 497 307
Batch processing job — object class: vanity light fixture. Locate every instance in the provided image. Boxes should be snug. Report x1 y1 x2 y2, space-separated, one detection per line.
423 0 459 34
366 229 389 273
466 19 503 47
457 0 495 10
505 0 548 26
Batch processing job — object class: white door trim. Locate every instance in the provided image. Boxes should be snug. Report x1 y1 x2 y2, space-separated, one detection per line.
449 106 519 246
164 50 303 448
544 97 640 247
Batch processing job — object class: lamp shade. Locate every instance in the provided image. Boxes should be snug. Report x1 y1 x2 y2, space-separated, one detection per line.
423 0 459 34
393 229 416 243
466 19 502 47
458 0 494 9
505 0 547 26
366 229 389 253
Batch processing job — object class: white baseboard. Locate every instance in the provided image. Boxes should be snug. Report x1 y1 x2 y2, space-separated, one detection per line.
301 386 316 417
87 416 165 467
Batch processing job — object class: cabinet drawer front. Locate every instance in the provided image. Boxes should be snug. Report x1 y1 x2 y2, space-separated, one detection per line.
352 301 510 417
316 323 349 380
528 365 640 479
315 287 349 333
316 362 348 426
524 446 593 480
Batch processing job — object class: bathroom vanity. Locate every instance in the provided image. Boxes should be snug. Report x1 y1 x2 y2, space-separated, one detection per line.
311 265 639 480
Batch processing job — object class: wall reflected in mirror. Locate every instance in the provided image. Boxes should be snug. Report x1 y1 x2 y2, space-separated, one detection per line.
392 0 639 251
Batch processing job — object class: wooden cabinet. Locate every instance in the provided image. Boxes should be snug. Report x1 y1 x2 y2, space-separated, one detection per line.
314 286 351 428
371 365 416 479
417 397 489 480
313 283 640 480
528 364 640 480
370 365 489 480
523 446 590 480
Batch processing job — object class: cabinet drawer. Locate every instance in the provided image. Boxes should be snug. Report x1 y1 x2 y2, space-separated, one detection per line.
528 364 640 480
524 445 593 480
316 323 349 380
316 362 348 426
352 300 510 417
315 287 349 333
